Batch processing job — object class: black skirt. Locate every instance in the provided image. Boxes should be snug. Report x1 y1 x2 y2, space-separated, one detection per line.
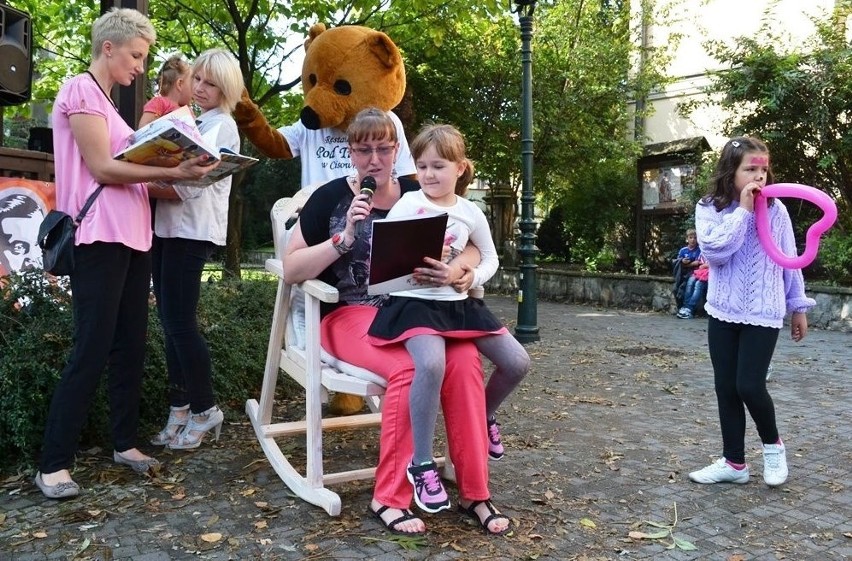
367 296 507 345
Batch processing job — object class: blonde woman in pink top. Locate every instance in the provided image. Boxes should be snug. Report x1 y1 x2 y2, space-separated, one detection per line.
35 8 216 500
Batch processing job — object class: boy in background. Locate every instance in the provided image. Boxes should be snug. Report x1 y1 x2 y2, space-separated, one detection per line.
672 229 701 308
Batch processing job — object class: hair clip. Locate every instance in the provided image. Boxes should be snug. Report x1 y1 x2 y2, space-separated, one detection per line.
731 140 741 148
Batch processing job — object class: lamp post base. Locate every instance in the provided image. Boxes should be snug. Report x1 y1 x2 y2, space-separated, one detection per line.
514 326 540 344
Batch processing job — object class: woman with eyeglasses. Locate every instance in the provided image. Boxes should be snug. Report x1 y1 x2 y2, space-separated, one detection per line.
283 107 512 536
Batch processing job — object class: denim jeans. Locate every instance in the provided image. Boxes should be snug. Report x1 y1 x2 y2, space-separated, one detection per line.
152 236 216 413
682 276 707 311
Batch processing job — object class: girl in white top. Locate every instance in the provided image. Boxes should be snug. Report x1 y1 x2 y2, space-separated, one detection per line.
148 48 243 450
368 124 530 514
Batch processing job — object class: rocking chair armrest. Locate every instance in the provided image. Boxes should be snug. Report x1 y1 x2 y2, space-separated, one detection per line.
266 258 284 277
298 278 340 304
265 259 338 304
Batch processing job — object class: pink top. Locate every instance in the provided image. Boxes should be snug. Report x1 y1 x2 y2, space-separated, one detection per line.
142 95 180 119
52 73 152 251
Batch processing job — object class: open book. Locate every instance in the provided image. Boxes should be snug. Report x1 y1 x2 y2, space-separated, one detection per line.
114 105 258 187
367 212 449 295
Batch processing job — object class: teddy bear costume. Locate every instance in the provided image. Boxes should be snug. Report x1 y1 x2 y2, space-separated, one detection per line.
234 24 416 189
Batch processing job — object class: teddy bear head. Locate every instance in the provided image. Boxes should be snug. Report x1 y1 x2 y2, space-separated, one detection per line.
300 24 406 131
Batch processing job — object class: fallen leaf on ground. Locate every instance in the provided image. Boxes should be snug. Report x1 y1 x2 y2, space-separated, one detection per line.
629 530 668 540
200 532 222 543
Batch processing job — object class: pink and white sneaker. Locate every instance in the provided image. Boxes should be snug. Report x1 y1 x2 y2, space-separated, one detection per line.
406 461 450 513
487 417 505 461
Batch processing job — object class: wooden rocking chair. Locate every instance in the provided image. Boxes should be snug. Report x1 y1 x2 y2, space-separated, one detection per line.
245 194 456 516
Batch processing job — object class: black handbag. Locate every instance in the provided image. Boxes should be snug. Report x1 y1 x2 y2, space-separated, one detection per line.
37 185 104 276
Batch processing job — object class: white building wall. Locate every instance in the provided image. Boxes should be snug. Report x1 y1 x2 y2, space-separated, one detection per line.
638 0 836 150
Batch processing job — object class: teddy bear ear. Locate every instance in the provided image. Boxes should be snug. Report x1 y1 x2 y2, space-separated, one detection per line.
366 31 403 70
304 22 327 51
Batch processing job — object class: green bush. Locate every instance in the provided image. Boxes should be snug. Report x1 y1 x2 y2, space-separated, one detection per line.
817 229 852 284
0 272 74 469
584 245 618 273
537 204 571 261
0 272 283 472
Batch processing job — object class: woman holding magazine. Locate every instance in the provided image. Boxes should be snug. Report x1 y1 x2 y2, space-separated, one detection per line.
35 8 216 500
148 48 243 450
283 107 514 536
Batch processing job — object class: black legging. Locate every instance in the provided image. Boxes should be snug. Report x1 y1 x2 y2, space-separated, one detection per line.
707 317 780 464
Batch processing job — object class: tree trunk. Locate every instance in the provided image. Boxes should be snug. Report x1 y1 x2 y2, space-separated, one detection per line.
224 173 245 279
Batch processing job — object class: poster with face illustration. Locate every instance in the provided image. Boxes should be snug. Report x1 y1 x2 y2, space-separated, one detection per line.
0 178 56 277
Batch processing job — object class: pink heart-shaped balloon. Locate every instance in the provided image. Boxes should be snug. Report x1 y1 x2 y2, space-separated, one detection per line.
754 183 837 269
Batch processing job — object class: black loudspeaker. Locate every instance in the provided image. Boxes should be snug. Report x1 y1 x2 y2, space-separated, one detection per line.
0 4 33 106
28 126 53 153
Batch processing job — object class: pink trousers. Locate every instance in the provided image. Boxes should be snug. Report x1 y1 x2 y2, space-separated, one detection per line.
321 305 490 509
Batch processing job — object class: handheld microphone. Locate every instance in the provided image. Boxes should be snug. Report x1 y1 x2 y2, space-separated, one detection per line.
354 175 376 238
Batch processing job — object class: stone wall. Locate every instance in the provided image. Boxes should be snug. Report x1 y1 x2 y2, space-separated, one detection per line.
486 267 852 332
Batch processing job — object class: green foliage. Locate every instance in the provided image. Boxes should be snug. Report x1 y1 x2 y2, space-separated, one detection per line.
240 150 301 250
687 4 852 214
537 204 571 261
404 1 672 262
0 273 281 471
0 272 74 467
557 166 637 267
1 115 35 149
584 245 617 273
7 0 98 113
407 15 520 177
816 228 852 285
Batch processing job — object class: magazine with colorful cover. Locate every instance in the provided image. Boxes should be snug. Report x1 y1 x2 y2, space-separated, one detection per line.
114 106 257 187
367 212 449 295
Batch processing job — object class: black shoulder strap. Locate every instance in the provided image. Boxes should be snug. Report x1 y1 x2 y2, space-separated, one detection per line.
84 70 120 114
74 185 105 225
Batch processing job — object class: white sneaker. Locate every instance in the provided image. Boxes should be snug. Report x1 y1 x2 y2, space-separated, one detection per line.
688 458 749 484
762 441 788 487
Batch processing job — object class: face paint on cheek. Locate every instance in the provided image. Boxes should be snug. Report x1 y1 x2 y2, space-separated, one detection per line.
749 156 769 166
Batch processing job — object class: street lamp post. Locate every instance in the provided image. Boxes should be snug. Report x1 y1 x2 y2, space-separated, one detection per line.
513 0 540 343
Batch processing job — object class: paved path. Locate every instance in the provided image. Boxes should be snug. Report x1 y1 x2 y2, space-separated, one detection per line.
2 296 850 560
